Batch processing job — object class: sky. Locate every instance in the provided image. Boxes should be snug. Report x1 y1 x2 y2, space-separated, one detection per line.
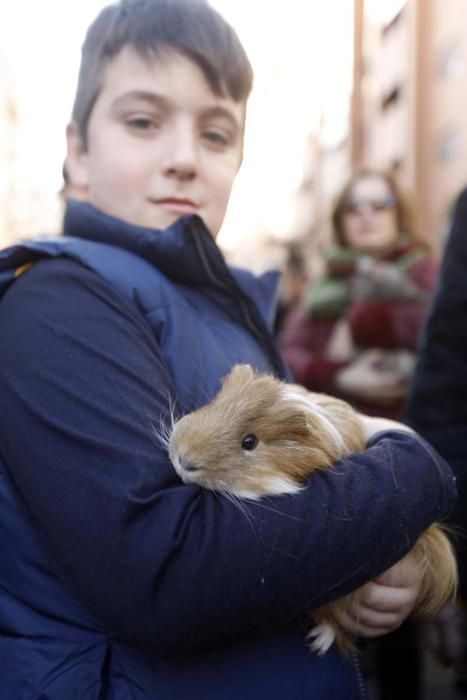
0 0 355 245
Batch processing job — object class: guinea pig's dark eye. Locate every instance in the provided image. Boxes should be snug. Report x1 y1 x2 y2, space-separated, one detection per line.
241 434 258 451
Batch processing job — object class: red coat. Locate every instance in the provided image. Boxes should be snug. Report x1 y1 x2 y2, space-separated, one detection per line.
278 245 438 419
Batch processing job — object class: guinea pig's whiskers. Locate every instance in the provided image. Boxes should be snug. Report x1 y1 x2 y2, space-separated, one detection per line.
220 490 259 536
193 381 211 404
151 391 182 452
153 417 172 451
177 378 211 406
165 392 180 434
244 499 307 522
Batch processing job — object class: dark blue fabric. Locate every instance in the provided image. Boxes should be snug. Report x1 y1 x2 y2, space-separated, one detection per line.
406 186 467 591
0 200 457 698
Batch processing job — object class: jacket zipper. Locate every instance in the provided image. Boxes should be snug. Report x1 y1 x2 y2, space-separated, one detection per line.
351 650 368 700
191 221 283 372
193 221 367 694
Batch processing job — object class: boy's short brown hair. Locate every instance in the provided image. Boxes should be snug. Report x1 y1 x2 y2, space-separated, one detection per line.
72 0 253 143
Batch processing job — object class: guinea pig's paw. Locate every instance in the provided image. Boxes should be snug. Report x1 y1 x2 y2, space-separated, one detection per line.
306 622 335 655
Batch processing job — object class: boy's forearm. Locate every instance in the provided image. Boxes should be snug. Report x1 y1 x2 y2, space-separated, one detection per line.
71 432 456 653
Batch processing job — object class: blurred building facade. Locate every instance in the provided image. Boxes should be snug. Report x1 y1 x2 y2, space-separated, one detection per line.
1 1 467 259
0 50 18 247
316 0 467 249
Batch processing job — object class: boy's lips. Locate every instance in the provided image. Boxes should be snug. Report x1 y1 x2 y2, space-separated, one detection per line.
151 197 199 214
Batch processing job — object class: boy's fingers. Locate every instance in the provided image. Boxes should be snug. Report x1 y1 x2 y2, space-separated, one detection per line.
335 571 422 639
336 608 404 637
356 580 419 612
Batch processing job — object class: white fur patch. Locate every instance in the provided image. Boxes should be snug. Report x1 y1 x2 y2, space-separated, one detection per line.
307 622 336 655
171 454 182 477
231 489 263 500
282 389 346 454
259 475 302 496
234 475 302 500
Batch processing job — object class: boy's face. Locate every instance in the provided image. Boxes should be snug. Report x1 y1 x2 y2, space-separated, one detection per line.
67 48 245 238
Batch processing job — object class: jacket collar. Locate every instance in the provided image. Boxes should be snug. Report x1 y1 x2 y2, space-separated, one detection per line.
64 199 224 287
63 199 280 328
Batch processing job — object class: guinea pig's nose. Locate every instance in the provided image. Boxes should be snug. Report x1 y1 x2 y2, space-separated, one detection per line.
179 456 200 472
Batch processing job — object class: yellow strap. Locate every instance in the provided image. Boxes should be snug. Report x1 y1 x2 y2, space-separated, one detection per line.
14 263 33 278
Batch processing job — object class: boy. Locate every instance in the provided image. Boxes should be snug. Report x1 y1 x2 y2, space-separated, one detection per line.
0 1 456 697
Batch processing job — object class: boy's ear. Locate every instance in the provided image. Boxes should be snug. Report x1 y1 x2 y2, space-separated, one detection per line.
65 122 90 189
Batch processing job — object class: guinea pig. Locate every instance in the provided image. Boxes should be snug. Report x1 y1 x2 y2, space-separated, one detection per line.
167 364 458 655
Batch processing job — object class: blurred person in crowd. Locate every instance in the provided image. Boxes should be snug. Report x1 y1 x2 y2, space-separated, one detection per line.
279 167 438 421
279 167 440 700
0 3 456 698
274 240 309 334
406 186 467 695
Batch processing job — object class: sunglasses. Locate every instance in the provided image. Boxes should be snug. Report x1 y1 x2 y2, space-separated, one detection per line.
343 195 396 215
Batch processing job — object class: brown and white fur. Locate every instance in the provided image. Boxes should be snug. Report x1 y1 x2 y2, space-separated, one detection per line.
168 364 457 655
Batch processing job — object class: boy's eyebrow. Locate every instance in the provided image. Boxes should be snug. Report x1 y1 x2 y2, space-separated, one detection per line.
201 105 242 132
111 90 173 112
112 90 242 131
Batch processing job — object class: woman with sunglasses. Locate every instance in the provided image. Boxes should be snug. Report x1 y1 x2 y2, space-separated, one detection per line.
279 167 437 422
278 167 439 700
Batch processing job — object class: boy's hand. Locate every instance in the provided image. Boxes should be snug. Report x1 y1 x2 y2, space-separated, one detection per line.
335 349 407 405
336 550 422 638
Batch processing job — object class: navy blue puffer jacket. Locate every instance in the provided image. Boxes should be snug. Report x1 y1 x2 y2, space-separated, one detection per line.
0 201 456 699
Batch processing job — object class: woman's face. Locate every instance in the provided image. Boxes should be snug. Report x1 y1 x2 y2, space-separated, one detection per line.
341 175 399 254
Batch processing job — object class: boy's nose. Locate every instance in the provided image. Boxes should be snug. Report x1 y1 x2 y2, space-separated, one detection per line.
163 126 198 181
166 162 196 181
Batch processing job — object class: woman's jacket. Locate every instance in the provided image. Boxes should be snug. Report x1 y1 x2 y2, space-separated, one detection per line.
279 242 438 418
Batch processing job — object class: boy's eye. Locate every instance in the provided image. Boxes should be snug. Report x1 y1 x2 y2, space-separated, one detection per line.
125 116 160 131
202 129 231 148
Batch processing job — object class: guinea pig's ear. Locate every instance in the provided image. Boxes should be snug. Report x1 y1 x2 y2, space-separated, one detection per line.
222 364 256 386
